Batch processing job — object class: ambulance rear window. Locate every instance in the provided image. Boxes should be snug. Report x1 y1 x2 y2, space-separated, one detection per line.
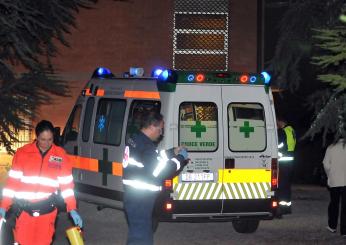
62 104 82 145
179 102 218 152
228 103 266 152
93 99 126 146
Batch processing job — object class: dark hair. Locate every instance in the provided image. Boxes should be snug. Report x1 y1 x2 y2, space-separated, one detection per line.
35 120 54 137
140 111 163 129
276 115 287 123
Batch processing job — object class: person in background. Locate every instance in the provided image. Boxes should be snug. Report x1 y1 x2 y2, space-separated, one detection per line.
276 115 296 216
122 111 189 245
323 138 346 236
0 120 82 245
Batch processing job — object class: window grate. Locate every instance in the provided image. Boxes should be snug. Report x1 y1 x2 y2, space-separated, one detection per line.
173 0 229 71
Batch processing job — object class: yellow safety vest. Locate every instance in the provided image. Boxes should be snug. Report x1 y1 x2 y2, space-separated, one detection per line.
283 126 296 152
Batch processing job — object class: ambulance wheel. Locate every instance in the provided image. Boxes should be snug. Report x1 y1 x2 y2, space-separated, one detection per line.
232 220 259 233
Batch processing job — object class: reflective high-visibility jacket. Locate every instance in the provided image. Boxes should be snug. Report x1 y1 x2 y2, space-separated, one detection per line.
1 142 76 212
122 131 185 192
278 125 296 162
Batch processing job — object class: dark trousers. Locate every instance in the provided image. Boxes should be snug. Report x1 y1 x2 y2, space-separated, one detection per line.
328 186 346 235
124 188 158 245
278 163 293 212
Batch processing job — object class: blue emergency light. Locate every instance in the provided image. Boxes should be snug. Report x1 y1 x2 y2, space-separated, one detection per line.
153 68 177 83
92 67 114 78
250 76 257 83
261 71 271 84
159 70 170 81
153 69 163 77
187 74 195 82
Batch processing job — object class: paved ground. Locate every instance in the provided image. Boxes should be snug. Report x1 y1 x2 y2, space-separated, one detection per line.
1 185 345 244
49 185 346 245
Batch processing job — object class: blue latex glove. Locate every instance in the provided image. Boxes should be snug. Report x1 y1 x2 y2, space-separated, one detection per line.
0 208 6 219
70 210 83 228
178 148 188 160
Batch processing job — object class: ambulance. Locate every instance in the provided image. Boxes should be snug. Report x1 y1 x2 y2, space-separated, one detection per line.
61 66 279 233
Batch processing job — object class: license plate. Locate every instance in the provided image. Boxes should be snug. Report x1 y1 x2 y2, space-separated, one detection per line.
181 172 214 182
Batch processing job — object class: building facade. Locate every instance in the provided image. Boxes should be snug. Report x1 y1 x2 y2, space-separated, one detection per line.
39 0 261 129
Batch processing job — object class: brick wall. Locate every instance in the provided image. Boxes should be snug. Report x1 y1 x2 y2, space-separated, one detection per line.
38 0 258 129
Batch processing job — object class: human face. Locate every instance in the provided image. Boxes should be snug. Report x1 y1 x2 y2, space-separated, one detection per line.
152 120 164 142
37 130 54 152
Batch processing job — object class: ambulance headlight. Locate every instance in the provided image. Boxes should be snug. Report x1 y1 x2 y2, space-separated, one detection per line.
92 67 113 78
261 71 271 84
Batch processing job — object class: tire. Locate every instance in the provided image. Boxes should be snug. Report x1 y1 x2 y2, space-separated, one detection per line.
232 219 260 233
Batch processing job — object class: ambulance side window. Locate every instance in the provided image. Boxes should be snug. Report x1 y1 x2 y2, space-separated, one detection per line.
125 100 161 141
179 102 218 152
228 103 266 152
82 97 95 142
62 105 82 144
93 99 126 146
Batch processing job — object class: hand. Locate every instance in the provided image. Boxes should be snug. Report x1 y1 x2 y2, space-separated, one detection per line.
178 148 188 160
70 210 83 228
0 208 5 219
174 146 184 155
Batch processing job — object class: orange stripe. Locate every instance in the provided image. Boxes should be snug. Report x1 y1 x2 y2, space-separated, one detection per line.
112 162 123 176
96 89 105 96
69 155 98 172
124 90 160 99
85 88 92 96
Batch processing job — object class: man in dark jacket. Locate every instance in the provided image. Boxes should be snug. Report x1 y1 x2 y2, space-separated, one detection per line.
122 111 188 245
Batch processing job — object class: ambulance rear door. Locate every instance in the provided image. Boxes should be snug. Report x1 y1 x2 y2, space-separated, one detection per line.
221 85 273 214
172 83 224 215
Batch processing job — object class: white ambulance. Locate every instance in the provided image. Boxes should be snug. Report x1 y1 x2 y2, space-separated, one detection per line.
61 67 279 233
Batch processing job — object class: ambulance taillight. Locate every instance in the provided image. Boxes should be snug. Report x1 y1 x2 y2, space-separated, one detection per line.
271 158 278 190
165 202 173 211
164 179 172 190
272 201 278 208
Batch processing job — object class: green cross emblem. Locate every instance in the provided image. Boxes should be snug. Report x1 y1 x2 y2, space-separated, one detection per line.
239 121 254 138
191 120 206 138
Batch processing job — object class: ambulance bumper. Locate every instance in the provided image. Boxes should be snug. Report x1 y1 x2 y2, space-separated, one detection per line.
163 199 275 221
172 212 273 220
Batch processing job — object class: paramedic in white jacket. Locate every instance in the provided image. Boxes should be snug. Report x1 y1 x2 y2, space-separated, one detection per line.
323 138 346 236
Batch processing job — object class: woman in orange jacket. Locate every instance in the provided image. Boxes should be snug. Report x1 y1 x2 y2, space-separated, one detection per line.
0 120 82 245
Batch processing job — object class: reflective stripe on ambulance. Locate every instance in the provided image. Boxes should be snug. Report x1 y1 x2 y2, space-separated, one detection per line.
68 155 123 176
172 169 271 200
